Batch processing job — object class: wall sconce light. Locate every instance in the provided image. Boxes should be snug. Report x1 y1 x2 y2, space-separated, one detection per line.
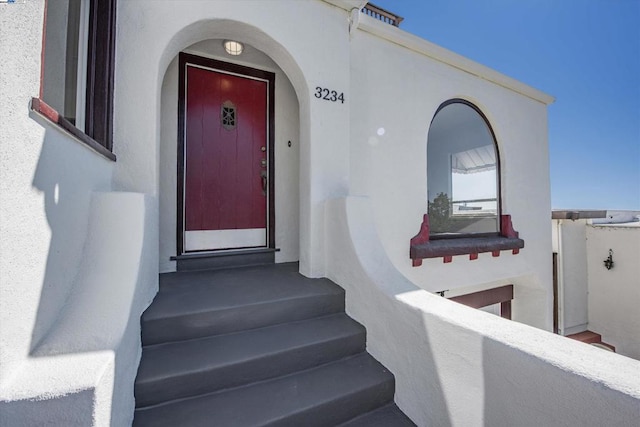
603 249 614 270
224 40 244 56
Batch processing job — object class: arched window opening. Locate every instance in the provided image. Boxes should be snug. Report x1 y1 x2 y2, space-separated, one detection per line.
427 100 500 236
410 98 523 267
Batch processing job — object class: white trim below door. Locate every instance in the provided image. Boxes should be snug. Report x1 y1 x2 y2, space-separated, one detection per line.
185 229 267 251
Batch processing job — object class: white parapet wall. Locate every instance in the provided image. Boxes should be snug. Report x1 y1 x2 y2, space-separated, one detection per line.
0 192 156 426
587 223 640 359
0 192 157 427
326 197 640 426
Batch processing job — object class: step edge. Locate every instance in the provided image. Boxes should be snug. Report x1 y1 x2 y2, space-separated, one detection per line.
141 312 360 350
142 289 345 323
134 335 368 408
134 352 392 413
136 320 366 385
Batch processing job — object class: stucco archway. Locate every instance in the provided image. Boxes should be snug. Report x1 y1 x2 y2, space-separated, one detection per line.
156 20 310 273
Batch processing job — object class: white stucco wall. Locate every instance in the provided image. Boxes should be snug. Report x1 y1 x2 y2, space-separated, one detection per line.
552 219 590 334
587 224 640 359
1 192 155 426
1 2 157 425
0 0 105 382
114 0 354 278
120 0 553 305
348 17 553 329
159 40 300 272
326 196 640 427
4 1 607 425
553 217 640 358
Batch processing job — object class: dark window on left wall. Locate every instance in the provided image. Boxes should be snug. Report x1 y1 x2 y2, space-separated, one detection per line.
37 0 117 158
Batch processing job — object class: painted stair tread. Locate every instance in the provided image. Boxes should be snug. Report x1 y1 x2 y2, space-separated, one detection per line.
339 403 416 426
142 265 345 346
147 264 343 320
135 313 366 407
133 353 395 427
158 262 335 294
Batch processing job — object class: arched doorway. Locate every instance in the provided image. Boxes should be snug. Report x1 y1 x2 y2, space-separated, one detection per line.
159 37 301 272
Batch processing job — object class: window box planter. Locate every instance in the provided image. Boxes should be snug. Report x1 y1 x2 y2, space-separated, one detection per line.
410 214 524 266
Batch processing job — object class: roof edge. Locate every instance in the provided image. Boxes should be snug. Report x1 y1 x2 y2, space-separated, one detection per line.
357 14 555 106
322 0 367 12
552 210 608 220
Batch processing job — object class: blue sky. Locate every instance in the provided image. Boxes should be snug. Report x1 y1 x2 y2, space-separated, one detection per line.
373 0 640 210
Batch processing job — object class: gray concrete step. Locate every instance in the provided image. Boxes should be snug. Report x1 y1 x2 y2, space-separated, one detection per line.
143 264 344 345
133 353 395 427
339 403 416 426
135 313 366 408
134 263 415 426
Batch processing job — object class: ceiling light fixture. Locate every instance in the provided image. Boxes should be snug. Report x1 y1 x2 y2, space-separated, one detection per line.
224 40 244 56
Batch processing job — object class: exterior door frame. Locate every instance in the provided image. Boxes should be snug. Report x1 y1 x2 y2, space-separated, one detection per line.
177 52 276 255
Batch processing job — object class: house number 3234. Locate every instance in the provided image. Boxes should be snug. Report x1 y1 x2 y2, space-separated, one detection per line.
314 87 345 104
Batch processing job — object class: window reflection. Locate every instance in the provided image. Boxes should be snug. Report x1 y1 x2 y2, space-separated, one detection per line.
427 101 499 235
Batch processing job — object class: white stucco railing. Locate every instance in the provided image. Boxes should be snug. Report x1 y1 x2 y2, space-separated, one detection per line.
326 196 640 426
0 192 157 426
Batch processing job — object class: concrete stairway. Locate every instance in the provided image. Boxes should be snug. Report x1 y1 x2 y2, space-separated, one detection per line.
133 263 414 426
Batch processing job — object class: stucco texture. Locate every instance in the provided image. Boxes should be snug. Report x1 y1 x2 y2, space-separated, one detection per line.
587 225 640 359
326 196 640 426
3 1 638 426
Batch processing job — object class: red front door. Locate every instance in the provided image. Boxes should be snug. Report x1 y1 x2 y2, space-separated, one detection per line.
183 63 268 251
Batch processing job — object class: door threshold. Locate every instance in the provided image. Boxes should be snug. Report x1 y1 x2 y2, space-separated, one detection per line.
172 248 280 272
171 247 280 260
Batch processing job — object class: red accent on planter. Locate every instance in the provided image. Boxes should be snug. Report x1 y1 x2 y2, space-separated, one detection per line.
501 214 519 238
410 213 524 266
410 214 430 246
